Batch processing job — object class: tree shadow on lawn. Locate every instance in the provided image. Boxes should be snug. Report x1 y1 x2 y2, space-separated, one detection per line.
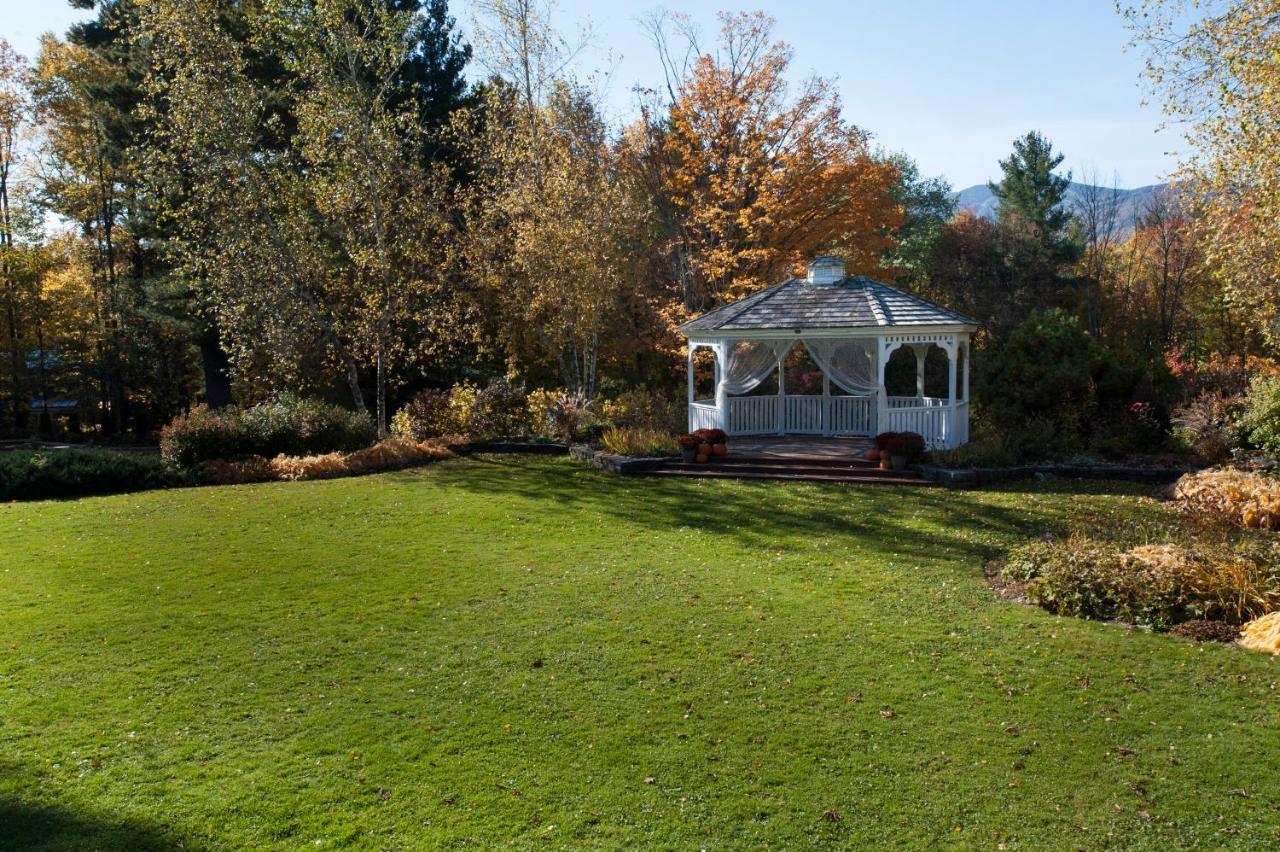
398 455 1153 566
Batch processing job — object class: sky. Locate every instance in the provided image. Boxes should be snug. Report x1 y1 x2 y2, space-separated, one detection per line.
3 0 1183 190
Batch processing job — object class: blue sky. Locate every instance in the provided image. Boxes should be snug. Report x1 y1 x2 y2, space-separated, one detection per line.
5 0 1181 189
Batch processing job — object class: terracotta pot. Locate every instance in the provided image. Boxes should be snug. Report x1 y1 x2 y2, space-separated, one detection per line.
697 443 713 456
865 448 880 461
695 453 709 464
879 457 892 470
712 443 728 457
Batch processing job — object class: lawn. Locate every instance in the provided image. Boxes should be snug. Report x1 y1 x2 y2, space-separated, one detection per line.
2 456 1277 849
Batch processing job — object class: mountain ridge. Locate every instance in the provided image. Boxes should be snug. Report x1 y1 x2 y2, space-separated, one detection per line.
953 181 1170 234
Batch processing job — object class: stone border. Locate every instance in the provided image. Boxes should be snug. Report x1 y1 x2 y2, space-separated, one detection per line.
914 462 1197 488
568 444 674 474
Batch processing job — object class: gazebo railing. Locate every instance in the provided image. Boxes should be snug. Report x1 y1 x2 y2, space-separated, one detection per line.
887 395 949 409
690 400 719 431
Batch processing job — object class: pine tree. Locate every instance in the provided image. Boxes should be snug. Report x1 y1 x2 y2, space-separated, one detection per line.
989 130 1072 237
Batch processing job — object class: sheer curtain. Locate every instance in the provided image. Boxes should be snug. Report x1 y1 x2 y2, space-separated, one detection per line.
804 339 879 396
720 340 789 395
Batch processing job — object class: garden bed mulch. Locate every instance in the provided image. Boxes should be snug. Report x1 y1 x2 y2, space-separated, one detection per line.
462 439 570 455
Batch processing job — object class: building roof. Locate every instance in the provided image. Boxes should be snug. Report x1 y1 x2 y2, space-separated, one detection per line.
678 275 978 334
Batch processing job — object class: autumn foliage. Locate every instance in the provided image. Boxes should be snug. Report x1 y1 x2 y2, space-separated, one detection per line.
629 12 901 327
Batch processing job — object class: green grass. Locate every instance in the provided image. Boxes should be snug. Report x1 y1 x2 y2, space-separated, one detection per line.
1 456 1277 849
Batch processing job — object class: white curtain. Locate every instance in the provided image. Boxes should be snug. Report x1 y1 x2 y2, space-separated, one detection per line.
720 340 788 395
804 338 879 396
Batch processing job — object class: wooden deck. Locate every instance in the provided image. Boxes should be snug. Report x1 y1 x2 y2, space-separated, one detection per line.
644 436 929 485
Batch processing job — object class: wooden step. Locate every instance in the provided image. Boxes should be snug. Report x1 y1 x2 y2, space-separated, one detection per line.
642 456 928 485
642 467 929 485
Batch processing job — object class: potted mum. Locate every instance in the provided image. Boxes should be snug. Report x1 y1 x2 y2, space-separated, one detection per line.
875 431 926 470
705 428 729 457
677 433 699 462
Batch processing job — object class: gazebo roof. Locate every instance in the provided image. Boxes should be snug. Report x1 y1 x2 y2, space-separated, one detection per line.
678 275 977 335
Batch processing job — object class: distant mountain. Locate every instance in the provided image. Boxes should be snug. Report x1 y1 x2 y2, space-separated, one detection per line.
953 182 1170 236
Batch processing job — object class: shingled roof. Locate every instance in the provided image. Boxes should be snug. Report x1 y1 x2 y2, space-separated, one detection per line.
678 275 977 334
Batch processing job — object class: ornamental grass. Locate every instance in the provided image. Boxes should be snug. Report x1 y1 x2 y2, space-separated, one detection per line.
1173 468 1280 530
1239 612 1280 654
198 438 454 485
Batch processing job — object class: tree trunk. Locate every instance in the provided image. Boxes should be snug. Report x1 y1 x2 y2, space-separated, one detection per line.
375 346 386 440
346 358 368 416
198 325 234 409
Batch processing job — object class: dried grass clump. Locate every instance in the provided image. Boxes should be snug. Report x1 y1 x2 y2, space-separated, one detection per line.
271 438 454 481
199 439 453 485
1173 468 1280 530
197 456 276 485
1239 612 1280 654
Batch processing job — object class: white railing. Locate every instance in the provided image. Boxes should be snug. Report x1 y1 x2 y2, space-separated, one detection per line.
952 401 970 445
886 404 954 449
689 400 720 431
887 396 949 409
694 395 968 447
829 396 873 435
717 395 875 436
726 395 777 435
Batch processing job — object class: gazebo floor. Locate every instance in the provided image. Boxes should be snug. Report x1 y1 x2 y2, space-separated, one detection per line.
645 435 930 485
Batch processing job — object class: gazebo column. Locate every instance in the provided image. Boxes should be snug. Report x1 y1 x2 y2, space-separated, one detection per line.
962 341 970 402
714 341 729 432
911 344 929 400
875 336 890 436
776 349 786 434
946 337 959 449
686 345 695 431
821 373 831 436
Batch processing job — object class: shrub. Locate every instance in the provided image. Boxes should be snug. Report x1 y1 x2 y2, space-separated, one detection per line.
600 389 683 433
1174 468 1280 530
1168 619 1240 642
1239 374 1280 459
600 427 678 457
465 379 531 439
394 380 532 441
1171 393 1245 462
1002 534 1280 628
978 310 1102 439
1239 612 1280 654
391 389 459 440
161 397 373 468
0 449 187 501
528 389 593 441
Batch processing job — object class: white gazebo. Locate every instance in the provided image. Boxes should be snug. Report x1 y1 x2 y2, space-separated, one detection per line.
679 256 977 450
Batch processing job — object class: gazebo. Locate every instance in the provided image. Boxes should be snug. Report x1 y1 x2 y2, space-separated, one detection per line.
678 256 978 450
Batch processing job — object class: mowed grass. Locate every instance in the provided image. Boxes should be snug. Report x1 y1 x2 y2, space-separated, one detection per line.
1 456 1278 850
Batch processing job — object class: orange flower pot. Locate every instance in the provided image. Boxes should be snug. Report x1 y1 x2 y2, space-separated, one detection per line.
695 453 709 464
879 457 892 470
697 443 713 457
712 443 728 457
866 448 880 461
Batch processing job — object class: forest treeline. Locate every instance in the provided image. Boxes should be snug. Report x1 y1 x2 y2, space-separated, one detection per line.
0 0 1273 443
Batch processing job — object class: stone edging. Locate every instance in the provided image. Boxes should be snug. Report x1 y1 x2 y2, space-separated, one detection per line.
568 444 673 474
915 462 1197 488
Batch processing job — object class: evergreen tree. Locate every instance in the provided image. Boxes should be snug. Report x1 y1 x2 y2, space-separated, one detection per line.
989 130 1072 237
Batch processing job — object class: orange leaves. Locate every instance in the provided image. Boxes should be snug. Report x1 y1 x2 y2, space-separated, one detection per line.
634 12 901 317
